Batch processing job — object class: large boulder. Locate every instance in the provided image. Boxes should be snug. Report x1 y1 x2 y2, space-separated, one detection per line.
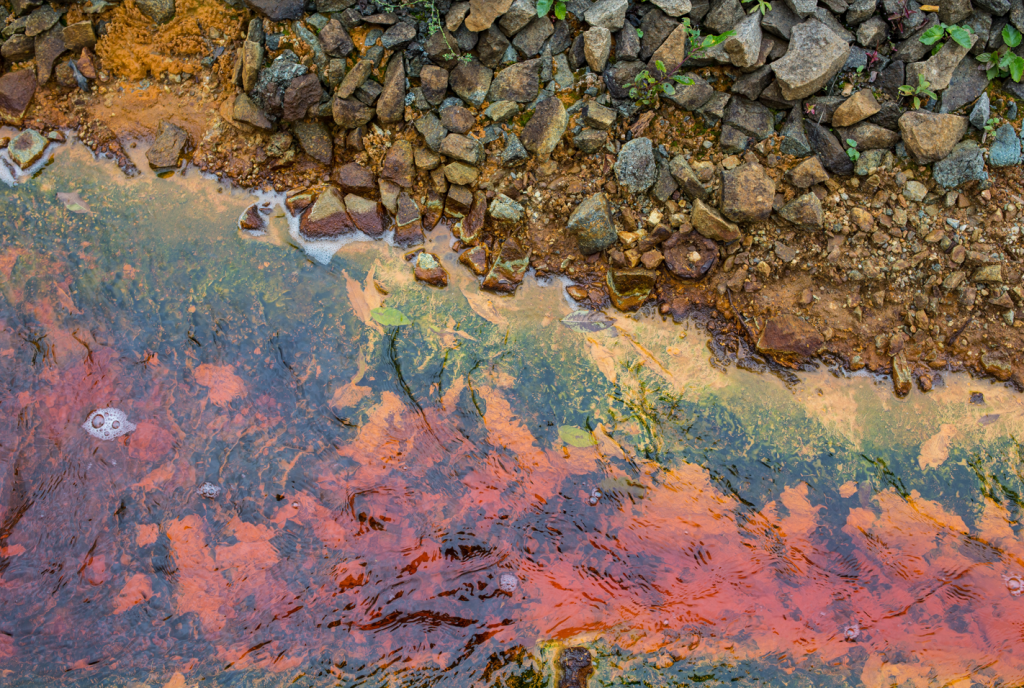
721 163 775 224
568 193 617 255
520 96 567 160
771 19 850 99
898 111 968 163
614 137 658 193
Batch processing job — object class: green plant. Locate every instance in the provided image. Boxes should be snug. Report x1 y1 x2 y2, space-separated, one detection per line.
977 25 1024 82
748 0 772 15
377 0 467 61
845 138 860 162
919 22 973 54
897 74 938 109
982 116 1000 143
536 0 567 19
628 20 732 109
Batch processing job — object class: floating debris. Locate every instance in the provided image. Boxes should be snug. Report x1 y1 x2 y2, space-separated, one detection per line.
1005 574 1023 597
82 408 136 440
197 482 222 499
498 573 518 593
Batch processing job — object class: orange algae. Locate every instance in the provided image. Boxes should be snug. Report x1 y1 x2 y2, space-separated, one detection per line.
95 0 243 80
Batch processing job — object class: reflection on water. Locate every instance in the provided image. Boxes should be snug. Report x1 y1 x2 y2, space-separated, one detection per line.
1 143 1023 688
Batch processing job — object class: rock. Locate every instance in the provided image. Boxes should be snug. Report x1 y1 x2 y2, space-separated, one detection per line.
233 93 273 129
981 352 1013 381
460 245 489 274
321 19 354 56
890 352 912 396
731 65 775 100
838 121 899 149
33 26 66 85
423 27 462 70
376 54 405 124
938 55 989 113
501 131 529 166
584 102 616 130
584 27 611 72
246 0 304 20
606 268 657 311
723 95 774 140
420 65 449 106
604 60 645 99
725 12 764 68
856 15 888 46
414 112 448 152
932 145 986 188
489 194 525 222
568 193 617 254
145 120 189 169
344 194 386 236
975 0 1010 15
8 129 47 169
477 25 511 68
615 23 642 61
482 237 530 292
465 0 515 31
414 252 449 287
337 59 372 99
136 0 175 23
647 22 693 76
0 69 37 118
381 22 416 49
513 16 553 57
665 72 715 110
450 59 493 107
332 96 375 128
639 9 678 62
806 120 854 175
846 0 878 23
652 0 691 15
720 126 753 153
787 156 829 187
832 89 881 127
520 96 567 160
393 193 424 247
969 92 991 129
757 314 823 363
721 163 775 224
784 0 817 17
780 104 812 157
989 123 1022 166
574 129 607 152
973 264 1002 283
771 20 851 100
585 0 628 29
334 162 376 194
692 198 743 243
903 180 927 201
669 155 708 200
281 73 322 121
440 133 484 165
444 161 479 185
485 100 519 122
706 0 746 32
696 91 730 126
440 105 475 134
899 111 968 163
779 191 824 229
664 234 719 279
939 0 972 23
614 137 658 194
381 140 415 187
300 187 356 239
488 59 540 103
763 1 801 38
906 31 977 92
62 21 96 51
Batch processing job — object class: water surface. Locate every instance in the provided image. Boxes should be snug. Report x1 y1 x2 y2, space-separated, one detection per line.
1 142 1023 688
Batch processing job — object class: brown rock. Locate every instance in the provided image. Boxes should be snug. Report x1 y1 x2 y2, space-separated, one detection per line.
459 245 489 274
145 120 190 169
382 140 415 187
420 65 449 106
787 156 829 187
299 187 357 239
0 69 38 118
465 0 515 31
345 194 387 237
831 89 881 127
756 314 823 363
376 53 406 125
413 251 449 287
778 192 823 229
334 162 376 194
898 111 968 163
663 234 719 279
282 73 323 121
606 268 657 311
720 162 775 224
394 192 425 247
482 236 530 293
692 198 742 243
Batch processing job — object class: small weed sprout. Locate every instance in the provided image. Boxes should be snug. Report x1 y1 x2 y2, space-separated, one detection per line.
897 74 938 109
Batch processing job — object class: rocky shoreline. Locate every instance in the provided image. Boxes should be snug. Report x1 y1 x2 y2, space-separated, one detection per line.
2 0 1024 394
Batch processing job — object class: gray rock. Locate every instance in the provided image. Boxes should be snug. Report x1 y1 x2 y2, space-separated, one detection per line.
489 194 525 221
762 1 801 38
771 19 851 99
969 92 991 129
812 7 854 42
856 16 887 46
853 148 887 175
665 72 715 109
846 0 877 23
868 100 903 130
706 0 746 33
568 193 617 254
807 120 854 175
499 0 537 34
651 0 692 15
415 112 448 151
894 15 938 62
584 0 628 30
731 65 775 100
604 60 644 99
450 59 493 106
724 12 764 68
25 5 59 37
723 95 774 140
875 60 905 100
549 19 573 54
932 145 986 187
784 0 818 18
720 125 753 153
454 24 479 51
639 9 678 62
513 16 553 57
585 102 617 129
520 96 567 159
906 30 977 91
780 103 812 157
975 0 1009 14
669 155 708 199
988 123 1021 166
488 58 540 102
8 129 48 169
381 22 416 49
440 133 484 164
501 131 529 165
696 90 731 125
651 162 679 202
614 137 658 193
584 26 612 71
552 53 574 88
939 56 989 112
574 129 607 152
247 0 305 19
477 25 511 67
966 11 992 56
616 23 641 60
939 0 972 23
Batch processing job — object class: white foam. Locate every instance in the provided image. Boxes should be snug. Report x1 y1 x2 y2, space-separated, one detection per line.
82 407 136 440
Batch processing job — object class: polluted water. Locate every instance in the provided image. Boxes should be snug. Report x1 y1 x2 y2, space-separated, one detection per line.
1 141 1024 688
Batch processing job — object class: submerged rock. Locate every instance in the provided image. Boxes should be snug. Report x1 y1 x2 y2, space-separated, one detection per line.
413 251 449 287
757 314 823 364
558 647 593 688
482 237 529 292
8 129 48 169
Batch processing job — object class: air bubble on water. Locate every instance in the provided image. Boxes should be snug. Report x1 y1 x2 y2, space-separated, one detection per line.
1004 574 1023 596
498 573 519 593
843 621 860 641
82 408 136 440
197 482 222 499
589 488 602 506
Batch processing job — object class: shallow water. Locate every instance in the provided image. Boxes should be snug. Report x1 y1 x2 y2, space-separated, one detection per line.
1 142 1023 688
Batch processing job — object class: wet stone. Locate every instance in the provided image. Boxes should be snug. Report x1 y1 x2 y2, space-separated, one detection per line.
558 648 594 688
334 162 376 194
344 194 386 237
239 203 267 233
446 184 474 217
456 191 487 244
460 245 489 274
482 236 530 293
9 128 48 169
414 251 449 287
664 234 718 280
145 120 189 169
422 190 444 229
300 187 356 239
393 192 425 247
292 120 333 165
568 192 616 255
606 268 657 311
757 314 824 364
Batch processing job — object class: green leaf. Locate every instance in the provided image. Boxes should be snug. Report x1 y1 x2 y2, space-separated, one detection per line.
662 82 676 95
977 51 993 63
535 0 553 16
1009 54 1024 82
1003 24 1022 48
846 138 858 148
553 0 566 19
931 41 943 55
949 25 972 49
370 307 411 326
636 28 643 37
558 425 596 448
655 59 666 73
920 25 945 45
